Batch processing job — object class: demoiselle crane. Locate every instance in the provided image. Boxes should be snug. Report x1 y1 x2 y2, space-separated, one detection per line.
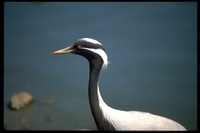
52 38 186 131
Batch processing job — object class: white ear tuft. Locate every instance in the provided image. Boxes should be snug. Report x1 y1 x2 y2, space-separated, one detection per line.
82 48 109 70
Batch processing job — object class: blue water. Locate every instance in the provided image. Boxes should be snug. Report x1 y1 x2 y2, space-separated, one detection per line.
4 2 197 130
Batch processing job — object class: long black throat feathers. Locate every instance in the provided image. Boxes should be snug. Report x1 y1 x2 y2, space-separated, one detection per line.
87 54 115 130
88 55 103 130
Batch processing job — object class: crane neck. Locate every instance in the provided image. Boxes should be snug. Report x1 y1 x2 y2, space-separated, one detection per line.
88 57 102 128
88 57 115 130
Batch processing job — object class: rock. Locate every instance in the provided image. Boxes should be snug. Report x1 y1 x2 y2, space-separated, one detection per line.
10 92 33 110
41 98 54 104
21 117 31 130
21 117 28 124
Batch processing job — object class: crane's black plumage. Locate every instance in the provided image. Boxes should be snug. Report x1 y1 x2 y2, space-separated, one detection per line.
53 38 186 131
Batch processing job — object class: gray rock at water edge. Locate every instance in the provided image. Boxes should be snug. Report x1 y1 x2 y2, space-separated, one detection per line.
10 92 34 110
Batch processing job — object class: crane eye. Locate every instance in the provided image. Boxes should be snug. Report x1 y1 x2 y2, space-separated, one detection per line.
76 45 82 50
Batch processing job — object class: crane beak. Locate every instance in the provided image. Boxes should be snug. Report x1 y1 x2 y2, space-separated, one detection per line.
52 46 73 55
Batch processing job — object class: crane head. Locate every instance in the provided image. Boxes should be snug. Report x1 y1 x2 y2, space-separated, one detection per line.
53 38 109 69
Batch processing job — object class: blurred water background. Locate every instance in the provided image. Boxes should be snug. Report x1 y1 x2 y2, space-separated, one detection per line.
4 2 197 130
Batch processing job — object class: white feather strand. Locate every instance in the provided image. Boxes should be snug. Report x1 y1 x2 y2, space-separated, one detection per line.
82 48 110 70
